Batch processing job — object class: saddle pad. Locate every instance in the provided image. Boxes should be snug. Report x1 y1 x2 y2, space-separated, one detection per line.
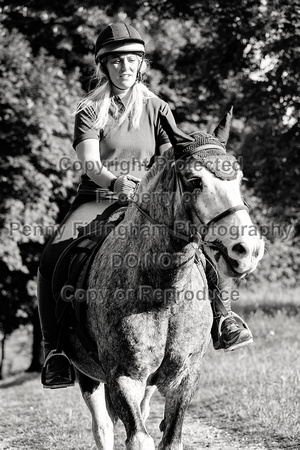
52 205 126 329
52 234 100 304
52 203 126 304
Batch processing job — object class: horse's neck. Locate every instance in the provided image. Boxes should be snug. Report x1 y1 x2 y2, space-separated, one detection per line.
119 162 198 288
120 207 197 291
137 158 188 229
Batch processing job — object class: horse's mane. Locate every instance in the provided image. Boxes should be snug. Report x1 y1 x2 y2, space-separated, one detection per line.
143 147 175 185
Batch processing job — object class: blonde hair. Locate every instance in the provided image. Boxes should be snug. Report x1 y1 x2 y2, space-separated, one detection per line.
75 59 156 130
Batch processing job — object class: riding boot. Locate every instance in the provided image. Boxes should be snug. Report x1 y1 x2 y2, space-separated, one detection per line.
210 278 253 352
37 269 75 388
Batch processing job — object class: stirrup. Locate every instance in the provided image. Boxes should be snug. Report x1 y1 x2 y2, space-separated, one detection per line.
218 312 253 352
41 349 75 389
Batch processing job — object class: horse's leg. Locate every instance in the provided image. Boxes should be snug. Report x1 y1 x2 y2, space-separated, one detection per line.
158 374 200 450
108 376 155 450
77 372 117 450
140 385 156 422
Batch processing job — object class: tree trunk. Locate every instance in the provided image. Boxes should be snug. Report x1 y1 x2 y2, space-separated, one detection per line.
0 333 6 380
26 307 43 372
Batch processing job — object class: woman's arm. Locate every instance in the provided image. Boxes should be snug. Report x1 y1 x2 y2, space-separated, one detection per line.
76 139 140 199
75 139 116 189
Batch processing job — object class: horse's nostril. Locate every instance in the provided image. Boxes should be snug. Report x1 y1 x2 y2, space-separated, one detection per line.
232 243 247 257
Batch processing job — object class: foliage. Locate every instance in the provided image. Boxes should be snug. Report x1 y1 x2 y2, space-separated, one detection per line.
0 23 82 336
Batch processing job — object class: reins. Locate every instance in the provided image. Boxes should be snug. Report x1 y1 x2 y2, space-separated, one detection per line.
131 201 192 243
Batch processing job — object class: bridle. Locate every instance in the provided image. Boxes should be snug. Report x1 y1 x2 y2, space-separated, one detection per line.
130 166 249 279
130 164 249 248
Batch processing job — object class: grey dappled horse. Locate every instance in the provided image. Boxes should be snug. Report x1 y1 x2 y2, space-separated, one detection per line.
65 110 264 449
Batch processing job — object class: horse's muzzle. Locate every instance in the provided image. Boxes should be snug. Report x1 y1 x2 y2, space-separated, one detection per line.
206 237 264 278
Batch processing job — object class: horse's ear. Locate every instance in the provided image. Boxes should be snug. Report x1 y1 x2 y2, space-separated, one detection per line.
213 106 233 145
160 112 195 157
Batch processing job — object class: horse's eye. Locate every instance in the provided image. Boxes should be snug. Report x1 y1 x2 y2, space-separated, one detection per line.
188 177 203 190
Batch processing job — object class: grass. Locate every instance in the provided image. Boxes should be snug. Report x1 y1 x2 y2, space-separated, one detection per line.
0 374 98 450
1 283 300 449
234 283 300 316
191 283 300 449
193 310 300 448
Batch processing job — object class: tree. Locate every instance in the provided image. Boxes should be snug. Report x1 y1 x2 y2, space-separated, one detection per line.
139 1 300 284
0 24 83 371
145 1 299 212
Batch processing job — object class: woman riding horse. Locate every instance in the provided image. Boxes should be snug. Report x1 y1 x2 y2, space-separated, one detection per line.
37 22 252 389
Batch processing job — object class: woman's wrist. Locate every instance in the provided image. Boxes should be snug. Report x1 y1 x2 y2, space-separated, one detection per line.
88 165 116 190
108 177 117 192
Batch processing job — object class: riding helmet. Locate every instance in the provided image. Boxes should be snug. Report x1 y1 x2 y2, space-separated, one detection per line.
95 22 145 62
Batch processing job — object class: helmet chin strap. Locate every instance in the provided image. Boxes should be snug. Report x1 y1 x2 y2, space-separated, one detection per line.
110 80 129 91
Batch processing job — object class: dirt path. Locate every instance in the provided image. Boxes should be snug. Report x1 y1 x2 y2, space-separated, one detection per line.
0 373 276 450
147 390 269 450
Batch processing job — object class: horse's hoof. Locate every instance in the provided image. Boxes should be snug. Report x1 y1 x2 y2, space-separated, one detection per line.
126 431 155 450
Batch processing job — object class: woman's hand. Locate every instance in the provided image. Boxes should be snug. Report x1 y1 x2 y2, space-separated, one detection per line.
76 140 141 200
112 174 141 201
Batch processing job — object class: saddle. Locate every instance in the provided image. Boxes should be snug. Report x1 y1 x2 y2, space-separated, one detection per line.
52 203 126 362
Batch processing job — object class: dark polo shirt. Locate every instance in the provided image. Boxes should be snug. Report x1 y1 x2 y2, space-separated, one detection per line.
73 96 175 183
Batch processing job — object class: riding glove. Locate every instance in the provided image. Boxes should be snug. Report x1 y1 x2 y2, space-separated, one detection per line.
110 174 140 201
